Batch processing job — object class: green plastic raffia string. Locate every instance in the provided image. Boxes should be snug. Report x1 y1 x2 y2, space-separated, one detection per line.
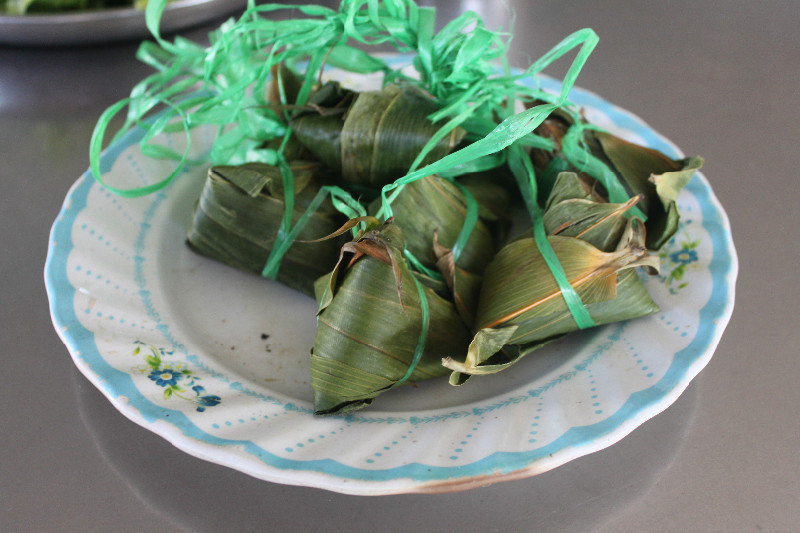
451 182 479 263
261 184 368 279
89 95 193 198
403 250 443 280
395 275 430 386
507 144 596 328
90 0 636 330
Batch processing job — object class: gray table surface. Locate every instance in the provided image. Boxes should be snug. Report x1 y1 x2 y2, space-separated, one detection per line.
2 1 798 531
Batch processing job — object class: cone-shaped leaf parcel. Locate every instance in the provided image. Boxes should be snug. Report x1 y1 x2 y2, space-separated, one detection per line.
443 172 661 383
311 220 471 414
380 173 509 274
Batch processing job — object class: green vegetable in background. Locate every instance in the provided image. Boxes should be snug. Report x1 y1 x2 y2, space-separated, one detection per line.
3 0 148 15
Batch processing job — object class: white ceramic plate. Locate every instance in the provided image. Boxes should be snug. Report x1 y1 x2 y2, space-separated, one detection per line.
0 0 244 46
45 66 737 495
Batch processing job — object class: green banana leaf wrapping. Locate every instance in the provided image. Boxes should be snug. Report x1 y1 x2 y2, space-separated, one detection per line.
532 107 702 249
291 84 466 187
311 220 472 415
443 173 661 383
477 228 658 338
186 162 343 297
432 235 484 329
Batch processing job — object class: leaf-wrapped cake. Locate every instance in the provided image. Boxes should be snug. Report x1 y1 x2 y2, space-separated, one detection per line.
291 84 466 188
186 162 344 297
378 173 509 274
88 0 704 414
311 220 471 415
443 172 661 384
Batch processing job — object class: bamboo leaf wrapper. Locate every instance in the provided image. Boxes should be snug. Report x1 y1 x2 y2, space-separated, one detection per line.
443 173 661 382
186 162 343 297
291 84 466 187
532 108 702 249
374 173 509 273
311 221 471 414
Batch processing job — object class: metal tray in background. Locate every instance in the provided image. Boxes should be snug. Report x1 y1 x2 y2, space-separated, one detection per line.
0 0 245 46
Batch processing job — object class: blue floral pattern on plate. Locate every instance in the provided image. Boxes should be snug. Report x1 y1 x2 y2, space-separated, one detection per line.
659 228 703 295
135 341 222 412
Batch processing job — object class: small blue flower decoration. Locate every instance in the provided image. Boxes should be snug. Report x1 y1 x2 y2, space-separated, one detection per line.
670 249 698 265
148 368 183 387
134 341 221 412
659 231 702 294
